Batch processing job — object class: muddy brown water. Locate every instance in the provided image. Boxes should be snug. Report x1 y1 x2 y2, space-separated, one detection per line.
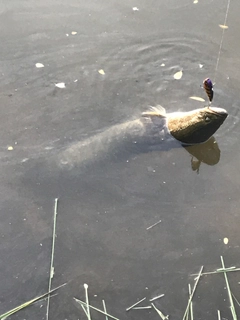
0 0 240 319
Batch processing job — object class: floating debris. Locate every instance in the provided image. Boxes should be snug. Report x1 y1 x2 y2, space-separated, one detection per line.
220 256 237 320
71 31 78 35
126 297 146 311
84 284 91 320
192 265 240 277
189 96 205 102
188 284 193 320
66 33 69 37
199 64 203 68
46 198 59 320
193 0 198 3
219 24 229 29
173 70 183 80
0 283 66 320
35 63 44 68
7 146 13 151
232 293 240 307
133 306 152 310
146 220 162 230
74 298 119 320
102 300 108 320
74 79 78 82
151 303 169 320
55 82 66 89
161 63 165 67
182 266 203 320
149 294 165 302
98 69 105 75
223 237 229 244
132 7 139 11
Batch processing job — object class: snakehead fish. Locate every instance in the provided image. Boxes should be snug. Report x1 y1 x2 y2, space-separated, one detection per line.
54 105 228 171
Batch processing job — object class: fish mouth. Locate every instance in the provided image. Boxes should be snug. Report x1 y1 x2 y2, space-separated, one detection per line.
208 106 228 119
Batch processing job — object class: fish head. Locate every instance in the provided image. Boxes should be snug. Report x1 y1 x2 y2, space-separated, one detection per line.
167 106 228 144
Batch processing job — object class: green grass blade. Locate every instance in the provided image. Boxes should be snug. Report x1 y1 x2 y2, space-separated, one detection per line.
220 256 237 320
84 284 91 320
151 303 169 320
80 302 89 318
191 267 240 278
188 284 193 320
182 266 203 320
149 294 165 302
102 300 108 320
232 293 240 307
74 298 119 320
126 297 146 311
46 197 59 320
0 283 66 320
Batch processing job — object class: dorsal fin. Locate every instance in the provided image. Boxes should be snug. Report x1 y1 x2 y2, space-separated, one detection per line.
141 105 166 118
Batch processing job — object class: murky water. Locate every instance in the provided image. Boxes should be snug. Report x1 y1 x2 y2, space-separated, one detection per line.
0 0 240 319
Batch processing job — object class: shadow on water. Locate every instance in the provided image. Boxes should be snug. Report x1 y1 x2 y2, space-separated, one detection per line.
20 130 221 200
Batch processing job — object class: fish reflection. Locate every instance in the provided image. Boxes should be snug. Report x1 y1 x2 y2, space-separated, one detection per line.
184 136 220 173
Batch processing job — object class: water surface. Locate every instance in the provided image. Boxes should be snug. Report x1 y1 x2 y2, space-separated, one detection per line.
0 0 240 319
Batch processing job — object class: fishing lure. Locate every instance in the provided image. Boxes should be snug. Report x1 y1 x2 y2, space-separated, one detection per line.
203 78 214 103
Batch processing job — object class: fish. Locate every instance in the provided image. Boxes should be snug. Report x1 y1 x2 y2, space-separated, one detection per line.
203 78 214 102
23 105 228 186
52 105 228 171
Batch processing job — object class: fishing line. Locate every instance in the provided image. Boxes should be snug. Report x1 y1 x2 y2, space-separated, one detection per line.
214 0 231 83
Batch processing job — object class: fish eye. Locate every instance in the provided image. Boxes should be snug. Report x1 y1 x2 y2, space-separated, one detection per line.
205 115 211 122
